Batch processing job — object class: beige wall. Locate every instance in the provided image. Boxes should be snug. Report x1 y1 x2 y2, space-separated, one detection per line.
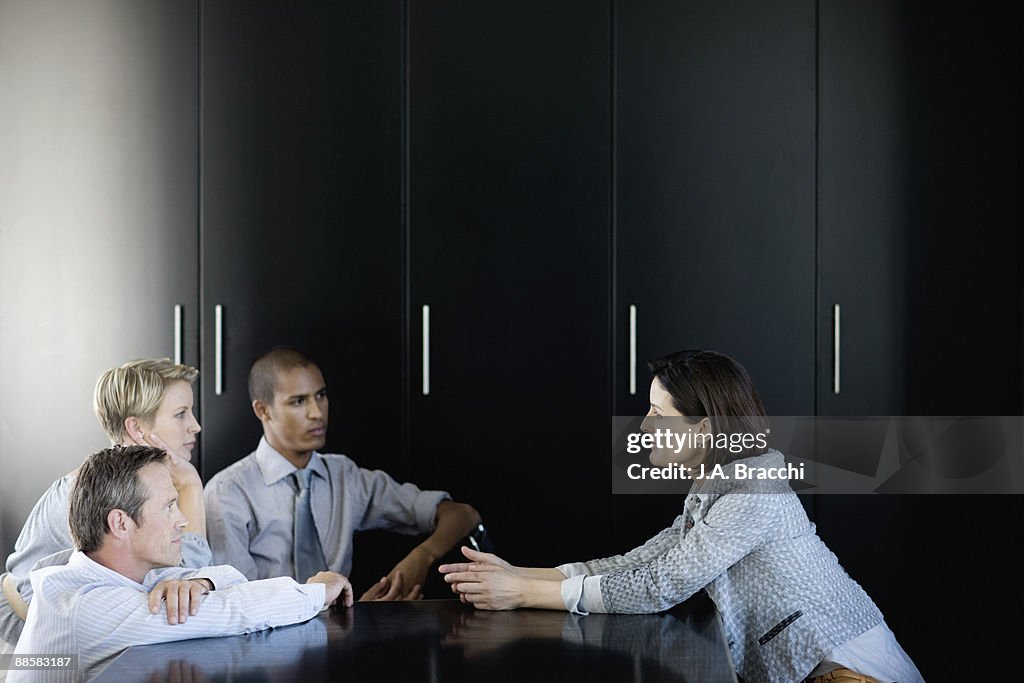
0 0 198 555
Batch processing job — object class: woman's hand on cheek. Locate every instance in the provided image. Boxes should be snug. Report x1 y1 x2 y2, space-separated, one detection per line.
147 432 202 489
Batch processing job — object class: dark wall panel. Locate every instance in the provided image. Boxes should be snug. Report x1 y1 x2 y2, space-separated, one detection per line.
817 2 1023 678
201 0 403 479
613 0 816 550
407 0 612 568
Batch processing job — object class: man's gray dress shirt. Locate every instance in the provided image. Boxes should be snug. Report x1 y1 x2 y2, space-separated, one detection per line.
204 437 451 580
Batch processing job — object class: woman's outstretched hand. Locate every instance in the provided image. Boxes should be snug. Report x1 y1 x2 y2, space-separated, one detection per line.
439 547 527 610
439 547 517 577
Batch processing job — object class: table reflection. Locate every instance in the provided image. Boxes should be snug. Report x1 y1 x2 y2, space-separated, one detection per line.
92 616 332 683
94 594 735 683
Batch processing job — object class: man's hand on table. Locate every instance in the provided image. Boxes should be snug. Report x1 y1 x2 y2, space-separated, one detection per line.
307 571 354 608
148 578 213 625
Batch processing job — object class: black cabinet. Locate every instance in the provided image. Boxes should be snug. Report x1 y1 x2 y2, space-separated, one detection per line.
612 0 816 549
407 0 613 566
200 0 404 478
816 2 1023 678
818 0 1022 416
817 0 912 417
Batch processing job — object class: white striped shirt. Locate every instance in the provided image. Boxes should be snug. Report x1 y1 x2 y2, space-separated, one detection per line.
2 475 211 646
8 552 325 682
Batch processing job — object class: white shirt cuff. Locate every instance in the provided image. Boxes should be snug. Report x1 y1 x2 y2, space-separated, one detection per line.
580 575 605 614
560 575 586 614
300 582 328 611
560 574 605 615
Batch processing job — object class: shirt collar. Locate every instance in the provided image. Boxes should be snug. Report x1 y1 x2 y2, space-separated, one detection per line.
69 550 146 589
254 436 328 486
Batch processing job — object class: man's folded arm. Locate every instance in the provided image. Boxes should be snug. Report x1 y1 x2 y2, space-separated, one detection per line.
75 576 326 650
147 564 248 591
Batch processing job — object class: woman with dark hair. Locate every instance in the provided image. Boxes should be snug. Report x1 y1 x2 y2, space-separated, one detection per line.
440 351 922 683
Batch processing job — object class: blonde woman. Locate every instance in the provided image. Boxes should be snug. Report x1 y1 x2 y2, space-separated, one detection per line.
0 359 210 659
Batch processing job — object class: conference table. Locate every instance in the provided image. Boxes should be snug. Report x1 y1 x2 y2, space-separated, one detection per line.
92 592 737 682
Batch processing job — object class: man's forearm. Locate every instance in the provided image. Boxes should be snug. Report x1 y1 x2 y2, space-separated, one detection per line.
417 501 481 561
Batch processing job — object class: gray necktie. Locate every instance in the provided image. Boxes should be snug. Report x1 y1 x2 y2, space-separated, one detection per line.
293 468 326 581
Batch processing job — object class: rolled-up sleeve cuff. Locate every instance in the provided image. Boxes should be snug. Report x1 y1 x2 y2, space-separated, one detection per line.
580 576 605 614
561 575 586 614
180 532 213 568
565 573 602 618
556 562 590 578
560 575 605 615
413 490 452 533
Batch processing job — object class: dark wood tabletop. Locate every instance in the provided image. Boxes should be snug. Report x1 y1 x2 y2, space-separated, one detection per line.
92 592 737 682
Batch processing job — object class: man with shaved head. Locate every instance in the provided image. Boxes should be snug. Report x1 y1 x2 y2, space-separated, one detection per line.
205 347 480 601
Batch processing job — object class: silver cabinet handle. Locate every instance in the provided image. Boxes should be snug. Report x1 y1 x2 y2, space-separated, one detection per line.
173 305 182 365
215 304 223 396
833 304 840 395
422 305 430 396
629 304 637 395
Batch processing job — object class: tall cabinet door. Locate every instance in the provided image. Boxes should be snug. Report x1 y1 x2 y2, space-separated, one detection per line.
0 0 199 555
613 0 816 548
817 2 1022 678
819 1 1022 419
408 0 613 566
201 0 403 478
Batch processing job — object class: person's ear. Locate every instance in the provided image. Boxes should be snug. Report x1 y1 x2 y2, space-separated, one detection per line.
697 417 712 435
124 417 145 443
106 508 133 541
697 417 713 455
252 399 271 422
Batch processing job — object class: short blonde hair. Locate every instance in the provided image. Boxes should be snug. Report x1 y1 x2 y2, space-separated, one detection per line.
94 359 199 443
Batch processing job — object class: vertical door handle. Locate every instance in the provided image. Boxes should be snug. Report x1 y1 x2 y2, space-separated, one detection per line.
833 304 840 395
215 304 223 396
422 305 430 396
173 305 182 365
629 304 637 395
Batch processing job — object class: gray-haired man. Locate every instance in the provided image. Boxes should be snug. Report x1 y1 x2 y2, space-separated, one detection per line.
9 446 351 680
